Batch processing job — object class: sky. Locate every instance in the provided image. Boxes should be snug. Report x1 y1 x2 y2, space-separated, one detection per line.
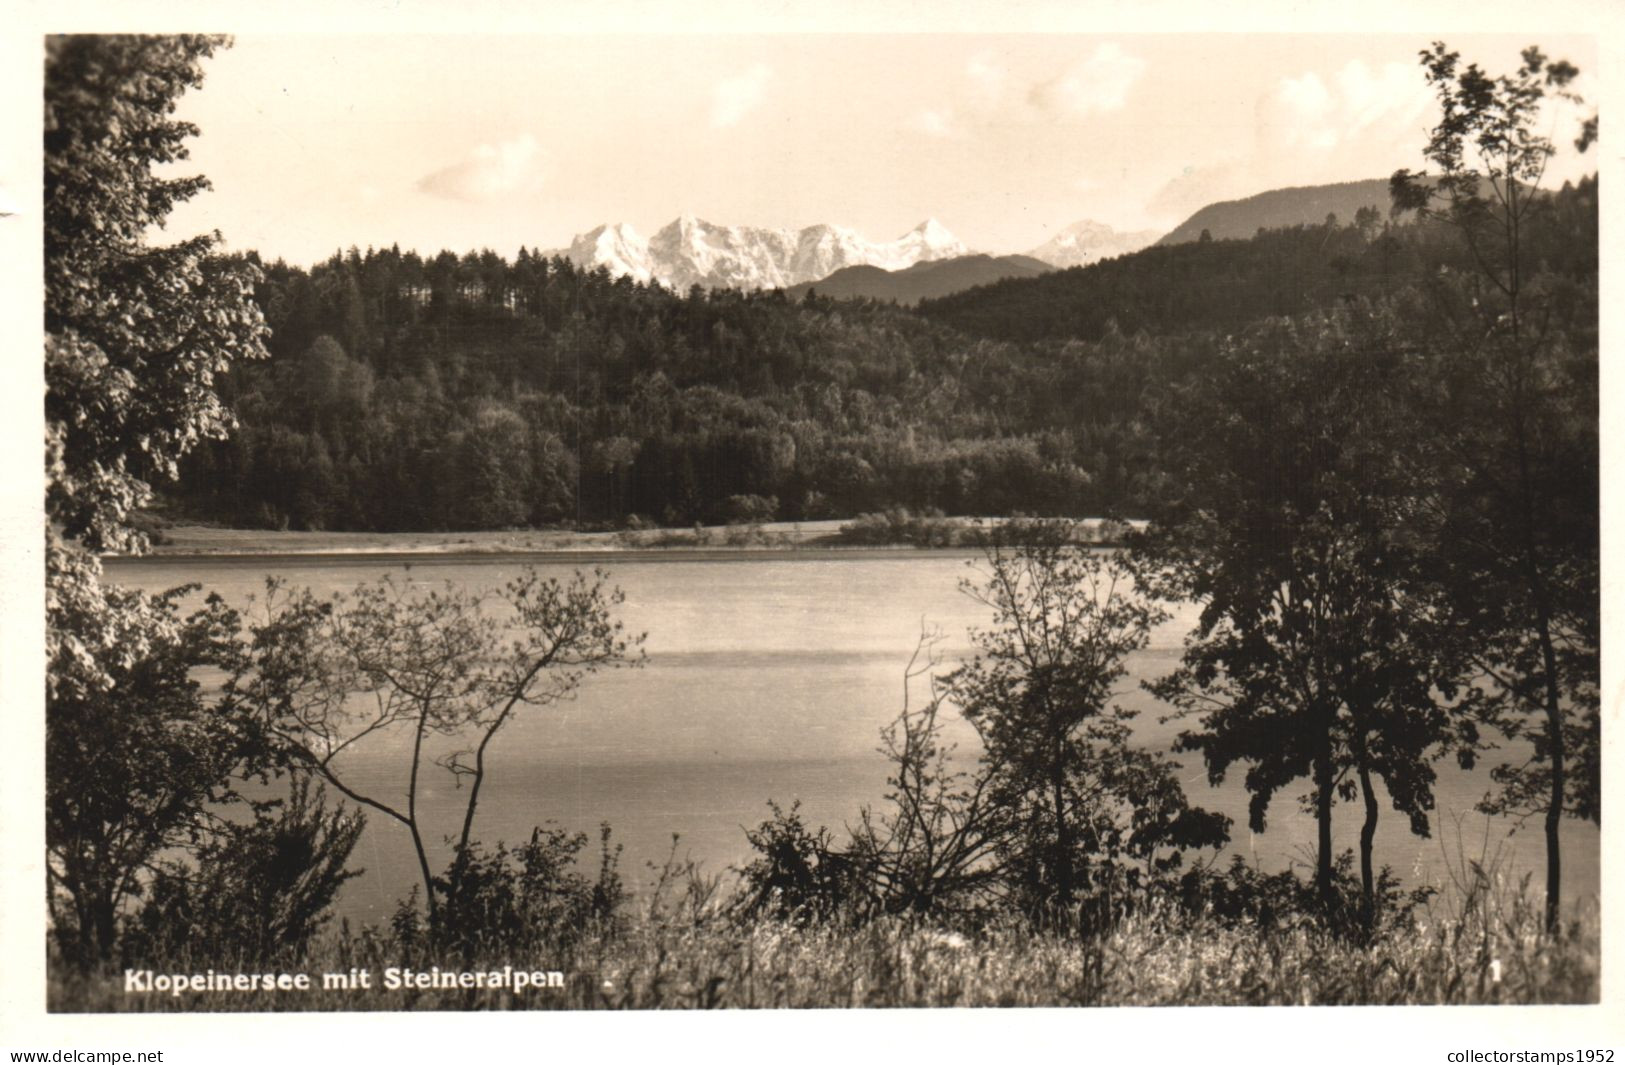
154 32 1599 266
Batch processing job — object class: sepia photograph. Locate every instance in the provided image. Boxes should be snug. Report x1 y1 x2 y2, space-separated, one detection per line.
4 0 1623 1058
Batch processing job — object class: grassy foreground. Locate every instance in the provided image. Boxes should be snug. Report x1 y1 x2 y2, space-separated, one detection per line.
52 882 1598 1011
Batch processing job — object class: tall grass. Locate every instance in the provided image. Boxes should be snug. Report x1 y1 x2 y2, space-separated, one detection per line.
50 856 1596 1012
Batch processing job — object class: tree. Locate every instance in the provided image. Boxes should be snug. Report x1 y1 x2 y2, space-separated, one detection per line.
949 520 1227 914
1390 44 1584 313
1391 42 1598 932
124 777 366 962
744 567 1227 925
453 403 534 528
235 567 643 923
45 34 269 554
1140 311 1477 921
45 583 251 964
291 334 374 428
44 35 277 967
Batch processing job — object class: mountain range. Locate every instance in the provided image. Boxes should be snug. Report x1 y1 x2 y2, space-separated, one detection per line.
545 178 1422 299
548 216 967 291
1025 220 1161 268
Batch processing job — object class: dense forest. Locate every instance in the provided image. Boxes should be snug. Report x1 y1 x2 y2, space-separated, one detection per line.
918 188 1596 343
171 178 1597 534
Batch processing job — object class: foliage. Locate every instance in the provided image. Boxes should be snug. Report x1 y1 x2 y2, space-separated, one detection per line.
736 801 865 924
233 566 644 919
45 34 268 553
744 527 1229 927
398 824 625 958
842 631 1005 918
922 214 1454 345
738 633 1007 924
124 777 365 963
1138 308 1480 917
43 35 355 975
45 581 249 964
723 493 779 524
144 191 1531 537
1173 852 1432 937
950 520 1227 914
837 506 966 547
1390 41 1598 932
1390 43 1584 296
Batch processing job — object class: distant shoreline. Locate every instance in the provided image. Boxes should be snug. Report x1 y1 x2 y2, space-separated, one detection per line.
106 517 1137 565
116 519 841 559
105 546 977 567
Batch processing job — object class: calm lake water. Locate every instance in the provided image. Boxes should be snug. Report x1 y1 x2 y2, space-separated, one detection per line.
105 551 1600 924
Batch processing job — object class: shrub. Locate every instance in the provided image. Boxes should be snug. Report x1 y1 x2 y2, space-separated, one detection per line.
124 777 364 963
951 521 1229 918
1172 851 1434 936
426 824 625 956
838 506 963 547
724 494 778 524
723 522 769 547
736 801 865 923
47 578 253 967
844 633 1006 922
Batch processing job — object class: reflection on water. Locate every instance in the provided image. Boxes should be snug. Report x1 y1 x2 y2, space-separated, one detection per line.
106 552 1600 924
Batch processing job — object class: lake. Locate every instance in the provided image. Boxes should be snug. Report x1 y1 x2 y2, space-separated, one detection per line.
104 551 1600 924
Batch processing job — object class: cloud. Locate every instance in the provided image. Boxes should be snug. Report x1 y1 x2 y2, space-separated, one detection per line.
1277 72 1333 123
417 133 541 203
1138 58 1437 229
916 108 958 139
1266 60 1431 156
964 52 1008 110
711 64 771 128
1032 43 1146 117
1337 60 1431 132
915 42 1145 137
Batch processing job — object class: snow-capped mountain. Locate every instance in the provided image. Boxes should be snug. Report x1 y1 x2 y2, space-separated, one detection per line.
566 222 655 284
551 216 967 291
1025 220 1160 269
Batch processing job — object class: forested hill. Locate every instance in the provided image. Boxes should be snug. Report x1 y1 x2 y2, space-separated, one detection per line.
1156 178 1401 245
782 253 1051 305
173 177 1596 534
917 178 1596 344
181 251 1138 532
